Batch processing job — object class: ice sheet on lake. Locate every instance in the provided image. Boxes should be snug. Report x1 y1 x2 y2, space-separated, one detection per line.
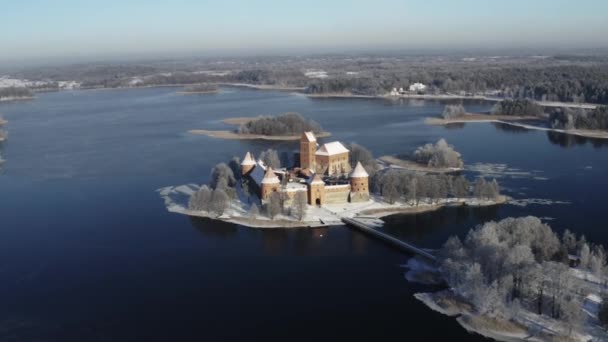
467 162 547 180
157 184 201 214
508 198 571 207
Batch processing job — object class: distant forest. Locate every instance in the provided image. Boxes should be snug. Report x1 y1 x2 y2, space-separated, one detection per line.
9 54 608 104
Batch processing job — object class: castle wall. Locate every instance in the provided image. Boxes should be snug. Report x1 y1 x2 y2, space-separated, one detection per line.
315 152 350 176
323 184 351 204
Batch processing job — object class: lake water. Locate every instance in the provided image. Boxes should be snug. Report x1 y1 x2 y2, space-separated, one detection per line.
0 87 607 341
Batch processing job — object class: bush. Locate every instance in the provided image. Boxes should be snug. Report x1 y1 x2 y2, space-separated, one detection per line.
441 104 466 119
414 139 464 169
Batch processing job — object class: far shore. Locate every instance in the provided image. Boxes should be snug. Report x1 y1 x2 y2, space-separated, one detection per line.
0 118 7 126
4 82 603 110
378 155 463 173
175 89 219 95
0 96 35 102
188 129 332 141
219 83 306 91
427 114 608 139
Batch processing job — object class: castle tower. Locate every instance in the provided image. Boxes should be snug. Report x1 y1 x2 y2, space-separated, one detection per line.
261 166 280 200
300 131 317 170
308 173 325 206
240 152 255 176
349 162 370 202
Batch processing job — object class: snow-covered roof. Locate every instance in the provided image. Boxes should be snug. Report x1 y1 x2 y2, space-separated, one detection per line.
285 182 307 192
249 160 267 186
307 173 325 185
261 166 280 184
241 152 255 166
349 162 369 178
315 141 349 156
302 131 316 142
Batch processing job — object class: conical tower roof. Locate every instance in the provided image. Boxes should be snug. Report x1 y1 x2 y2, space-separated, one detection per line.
241 152 255 166
309 173 325 185
261 166 280 184
349 162 369 178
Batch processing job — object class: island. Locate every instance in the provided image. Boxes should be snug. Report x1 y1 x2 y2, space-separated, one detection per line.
160 131 507 228
411 216 608 341
189 112 332 141
428 101 608 140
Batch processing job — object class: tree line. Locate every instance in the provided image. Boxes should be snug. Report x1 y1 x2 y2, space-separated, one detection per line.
0 87 33 100
550 106 608 130
373 170 500 205
238 112 324 136
439 217 608 333
490 99 544 117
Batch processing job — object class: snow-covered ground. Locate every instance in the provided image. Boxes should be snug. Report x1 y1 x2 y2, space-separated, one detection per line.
412 265 608 342
158 184 508 228
304 70 328 78
0 76 80 90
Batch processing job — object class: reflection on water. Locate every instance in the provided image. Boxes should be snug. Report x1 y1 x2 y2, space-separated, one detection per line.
380 205 501 248
443 122 466 130
546 130 608 148
190 216 238 237
491 122 531 134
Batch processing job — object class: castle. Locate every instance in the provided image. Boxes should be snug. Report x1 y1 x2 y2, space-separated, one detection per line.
240 131 370 206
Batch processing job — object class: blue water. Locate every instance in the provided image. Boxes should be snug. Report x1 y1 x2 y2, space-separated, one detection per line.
0 87 606 341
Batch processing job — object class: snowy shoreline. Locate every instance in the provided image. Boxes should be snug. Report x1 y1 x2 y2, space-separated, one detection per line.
158 184 509 229
0 95 34 102
427 116 608 140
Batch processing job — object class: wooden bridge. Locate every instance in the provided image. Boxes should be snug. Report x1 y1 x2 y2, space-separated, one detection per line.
341 217 437 262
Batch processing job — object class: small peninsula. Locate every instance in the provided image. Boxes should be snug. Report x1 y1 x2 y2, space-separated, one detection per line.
412 216 608 342
428 101 608 140
189 112 332 141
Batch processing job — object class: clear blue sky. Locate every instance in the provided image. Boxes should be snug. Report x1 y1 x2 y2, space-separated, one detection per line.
2 0 607 62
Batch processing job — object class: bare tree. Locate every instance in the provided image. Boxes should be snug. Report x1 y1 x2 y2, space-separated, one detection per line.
210 189 230 215
228 156 241 180
291 192 308 221
248 203 260 222
189 185 213 211
259 149 281 169
210 163 236 189
267 192 282 220
452 176 470 198
414 139 464 169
